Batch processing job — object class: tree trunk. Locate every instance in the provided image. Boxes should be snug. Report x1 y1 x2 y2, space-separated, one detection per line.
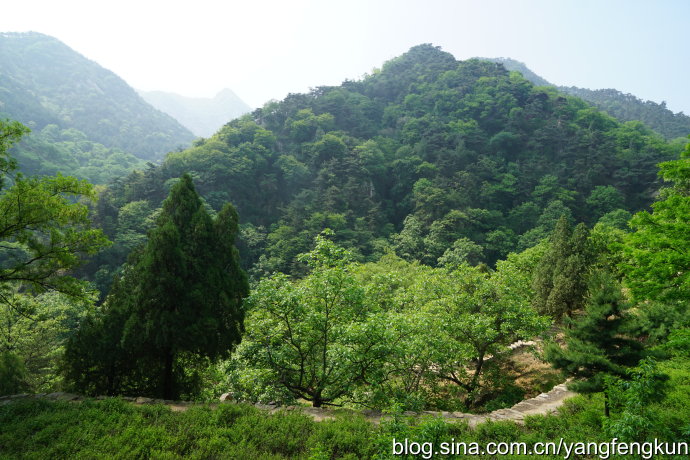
107 363 116 396
464 353 485 410
313 390 322 408
163 349 174 400
470 355 485 392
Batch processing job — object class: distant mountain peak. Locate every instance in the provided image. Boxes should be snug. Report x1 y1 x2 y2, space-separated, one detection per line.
139 89 252 138
215 88 239 99
476 57 551 87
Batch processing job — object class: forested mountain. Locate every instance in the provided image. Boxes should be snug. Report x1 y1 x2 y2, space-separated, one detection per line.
486 57 690 140
139 89 251 138
0 32 195 163
83 44 679 292
3 41 690 446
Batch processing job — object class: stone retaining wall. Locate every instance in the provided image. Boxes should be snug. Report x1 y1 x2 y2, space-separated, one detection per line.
0 381 575 426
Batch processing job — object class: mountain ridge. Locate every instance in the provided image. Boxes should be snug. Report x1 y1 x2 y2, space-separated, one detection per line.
0 31 195 161
480 57 690 140
82 44 679 292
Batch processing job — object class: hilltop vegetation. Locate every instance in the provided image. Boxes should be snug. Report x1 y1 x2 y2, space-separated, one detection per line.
487 57 690 141
84 44 679 290
0 32 194 180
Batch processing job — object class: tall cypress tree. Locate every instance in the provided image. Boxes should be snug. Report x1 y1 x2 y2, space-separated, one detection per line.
125 174 248 399
67 174 248 399
532 216 592 321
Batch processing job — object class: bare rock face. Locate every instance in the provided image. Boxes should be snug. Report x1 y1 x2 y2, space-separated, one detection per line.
219 393 233 402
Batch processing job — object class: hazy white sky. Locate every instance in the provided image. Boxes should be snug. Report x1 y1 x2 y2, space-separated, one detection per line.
2 0 689 115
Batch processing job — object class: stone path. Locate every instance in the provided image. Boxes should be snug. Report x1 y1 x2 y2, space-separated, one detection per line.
0 381 575 426
466 382 575 426
254 381 575 426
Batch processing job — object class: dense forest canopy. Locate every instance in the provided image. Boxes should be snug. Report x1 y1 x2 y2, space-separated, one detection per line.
83 44 682 291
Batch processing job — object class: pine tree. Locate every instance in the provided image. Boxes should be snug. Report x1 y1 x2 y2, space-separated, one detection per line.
544 271 644 416
66 174 248 399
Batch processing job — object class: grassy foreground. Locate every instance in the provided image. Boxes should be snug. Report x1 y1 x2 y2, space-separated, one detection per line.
0 398 585 459
0 358 687 459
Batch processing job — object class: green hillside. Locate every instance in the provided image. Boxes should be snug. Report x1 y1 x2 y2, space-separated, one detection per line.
83 44 679 290
0 32 195 162
6 123 147 184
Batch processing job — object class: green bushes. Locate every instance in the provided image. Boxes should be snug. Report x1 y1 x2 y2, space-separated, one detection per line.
0 399 376 459
1 366 688 460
